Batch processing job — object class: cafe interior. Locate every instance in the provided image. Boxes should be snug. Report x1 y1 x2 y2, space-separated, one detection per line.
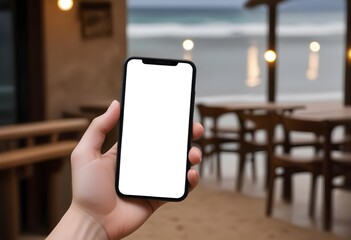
0 0 351 239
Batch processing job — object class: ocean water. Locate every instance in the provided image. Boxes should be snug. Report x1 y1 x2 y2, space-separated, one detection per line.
127 7 345 102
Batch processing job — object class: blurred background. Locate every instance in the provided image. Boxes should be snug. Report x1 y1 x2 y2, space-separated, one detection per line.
0 0 350 239
0 0 126 125
0 0 346 125
127 0 344 104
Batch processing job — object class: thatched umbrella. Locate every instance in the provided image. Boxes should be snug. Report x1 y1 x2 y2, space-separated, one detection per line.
245 0 284 103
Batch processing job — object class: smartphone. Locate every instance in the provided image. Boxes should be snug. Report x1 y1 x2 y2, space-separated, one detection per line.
116 57 196 201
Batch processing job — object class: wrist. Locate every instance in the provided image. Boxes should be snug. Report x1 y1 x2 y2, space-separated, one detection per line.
47 203 109 240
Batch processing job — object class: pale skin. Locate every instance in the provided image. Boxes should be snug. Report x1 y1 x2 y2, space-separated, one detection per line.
47 100 203 240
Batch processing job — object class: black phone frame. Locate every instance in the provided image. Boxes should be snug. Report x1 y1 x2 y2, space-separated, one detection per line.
115 56 197 202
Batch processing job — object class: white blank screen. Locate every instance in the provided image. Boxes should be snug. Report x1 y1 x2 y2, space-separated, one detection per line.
118 59 194 199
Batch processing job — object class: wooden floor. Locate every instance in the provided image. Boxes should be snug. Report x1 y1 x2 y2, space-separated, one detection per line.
200 151 351 240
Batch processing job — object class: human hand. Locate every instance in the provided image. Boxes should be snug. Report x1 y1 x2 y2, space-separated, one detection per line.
48 100 203 240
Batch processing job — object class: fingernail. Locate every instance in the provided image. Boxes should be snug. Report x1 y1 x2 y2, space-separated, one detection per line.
106 100 118 113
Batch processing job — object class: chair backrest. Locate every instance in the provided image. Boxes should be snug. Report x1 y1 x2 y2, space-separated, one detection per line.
239 109 283 133
196 104 237 136
324 119 351 164
236 110 280 147
197 104 233 119
237 110 272 131
281 115 325 135
279 115 326 153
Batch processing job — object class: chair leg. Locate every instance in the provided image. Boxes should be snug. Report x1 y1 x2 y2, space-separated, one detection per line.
323 175 333 231
198 144 207 177
209 154 214 174
199 155 205 177
199 152 212 178
250 153 256 182
309 173 318 218
266 167 276 216
216 152 221 181
264 152 269 189
236 151 246 191
282 169 292 203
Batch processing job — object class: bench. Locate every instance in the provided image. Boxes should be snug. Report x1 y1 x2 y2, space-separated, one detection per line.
0 118 89 240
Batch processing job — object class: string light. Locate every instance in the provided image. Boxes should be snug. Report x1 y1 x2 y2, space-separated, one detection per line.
264 50 277 63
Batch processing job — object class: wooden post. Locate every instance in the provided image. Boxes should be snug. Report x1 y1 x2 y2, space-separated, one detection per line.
268 3 277 103
345 0 351 106
1 169 20 240
245 1 281 103
344 0 351 152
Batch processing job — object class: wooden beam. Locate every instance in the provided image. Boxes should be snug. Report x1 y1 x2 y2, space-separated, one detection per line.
245 0 284 8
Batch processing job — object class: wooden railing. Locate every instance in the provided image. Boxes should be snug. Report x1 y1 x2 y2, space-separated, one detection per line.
0 118 89 240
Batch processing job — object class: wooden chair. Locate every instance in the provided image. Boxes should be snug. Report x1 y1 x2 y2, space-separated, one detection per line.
196 104 242 181
323 119 351 230
236 110 275 191
266 114 324 218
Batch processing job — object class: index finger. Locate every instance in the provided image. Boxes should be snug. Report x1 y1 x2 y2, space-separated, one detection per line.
192 122 204 140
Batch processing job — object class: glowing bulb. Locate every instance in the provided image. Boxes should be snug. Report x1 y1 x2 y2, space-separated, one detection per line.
58 0 73 11
310 41 320 52
348 49 351 60
264 50 276 63
183 39 194 51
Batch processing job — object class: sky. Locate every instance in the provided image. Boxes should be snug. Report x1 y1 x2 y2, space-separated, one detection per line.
127 0 343 10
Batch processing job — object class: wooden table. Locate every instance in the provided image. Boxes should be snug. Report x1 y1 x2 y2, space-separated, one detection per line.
204 102 305 112
293 106 351 122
